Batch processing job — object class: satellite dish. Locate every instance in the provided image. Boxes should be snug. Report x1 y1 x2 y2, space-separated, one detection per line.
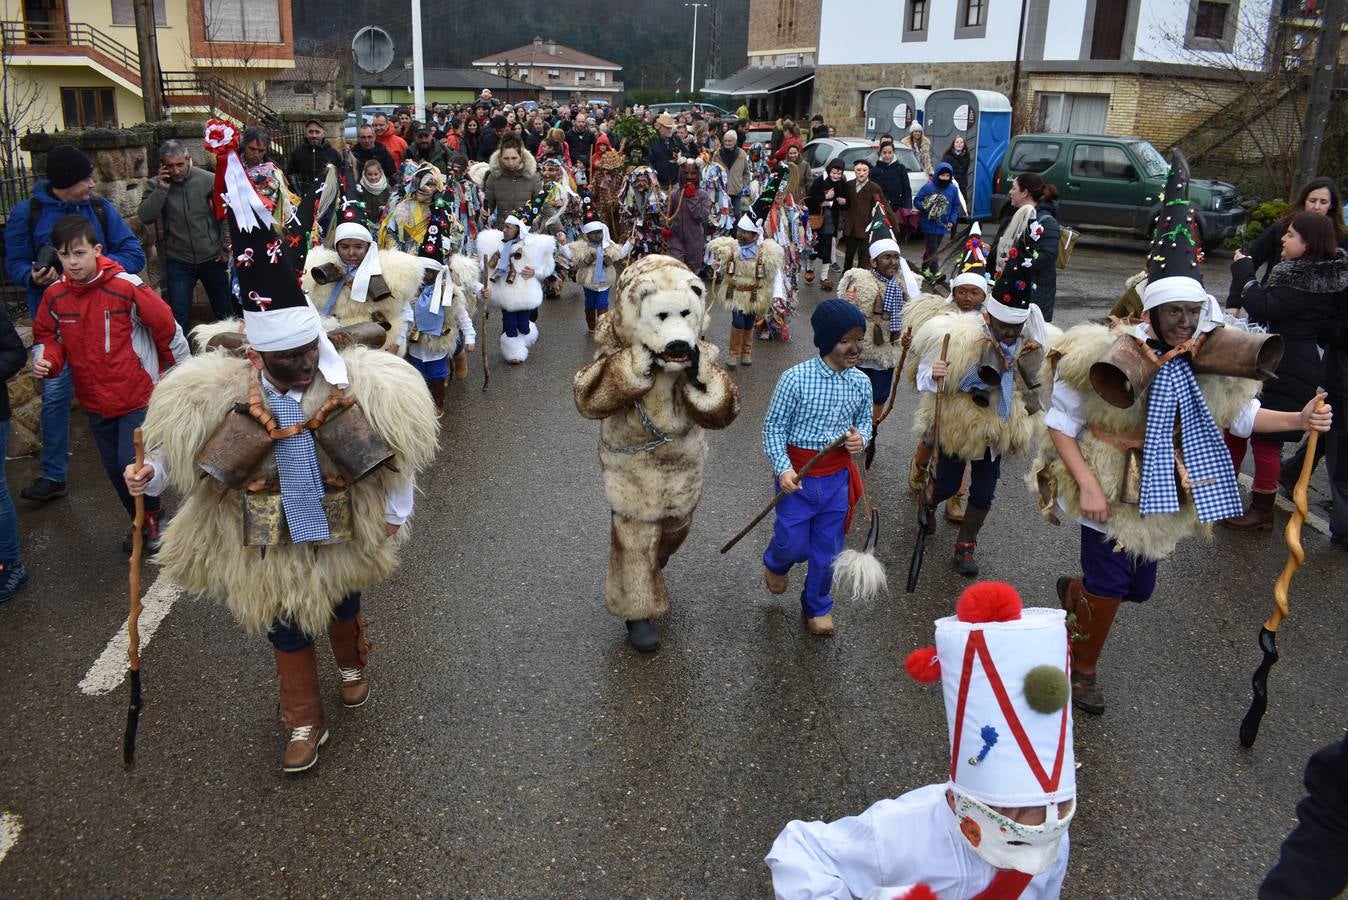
352 26 394 75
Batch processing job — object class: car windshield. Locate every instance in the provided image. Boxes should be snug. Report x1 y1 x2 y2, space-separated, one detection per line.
838 146 877 169
1128 140 1168 178
890 146 920 170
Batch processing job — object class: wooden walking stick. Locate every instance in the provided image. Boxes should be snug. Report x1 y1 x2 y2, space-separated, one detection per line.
721 433 849 554
123 428 146 769
480 276 491 392
1238 401 1325 748
906 333 951 593
872 328 912 429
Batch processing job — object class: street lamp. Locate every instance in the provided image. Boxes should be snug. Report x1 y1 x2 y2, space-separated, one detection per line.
685 3 707 99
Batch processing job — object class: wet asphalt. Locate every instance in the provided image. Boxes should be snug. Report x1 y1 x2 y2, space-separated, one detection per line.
0 233 1344 898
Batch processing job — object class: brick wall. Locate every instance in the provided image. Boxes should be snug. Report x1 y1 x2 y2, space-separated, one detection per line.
748 0 821 56
814 62 1016 134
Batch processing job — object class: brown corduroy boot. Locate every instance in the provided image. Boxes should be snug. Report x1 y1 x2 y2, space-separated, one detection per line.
1056 576 1121 716
1221 490 1276 532
740 327 754 365
327 613 371 708
274 645 328 773
908 442 934 492
428 379 447 414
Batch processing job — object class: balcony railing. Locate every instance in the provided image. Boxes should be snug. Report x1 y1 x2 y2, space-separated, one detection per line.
0 21 139 76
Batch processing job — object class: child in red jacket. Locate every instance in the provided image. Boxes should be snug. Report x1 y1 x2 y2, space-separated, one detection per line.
32 215 188 551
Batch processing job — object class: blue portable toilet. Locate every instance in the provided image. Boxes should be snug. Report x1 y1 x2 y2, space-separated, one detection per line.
922 89 1012 220
864 88 930 142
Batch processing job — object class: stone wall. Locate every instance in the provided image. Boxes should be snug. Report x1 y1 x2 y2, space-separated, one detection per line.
748 0 821 55
814 62 1017 135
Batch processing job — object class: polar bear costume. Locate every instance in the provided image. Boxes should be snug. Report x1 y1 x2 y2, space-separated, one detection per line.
477 217 556 364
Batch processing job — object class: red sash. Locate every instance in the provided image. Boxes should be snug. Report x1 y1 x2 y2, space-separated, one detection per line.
786 445 863 532
972 870 1033 900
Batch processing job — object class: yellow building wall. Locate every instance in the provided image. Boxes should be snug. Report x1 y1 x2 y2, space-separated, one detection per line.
5 65 145 132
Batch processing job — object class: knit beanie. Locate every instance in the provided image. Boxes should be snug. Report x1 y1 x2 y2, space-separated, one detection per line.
811 298 866 356
47 145 94 190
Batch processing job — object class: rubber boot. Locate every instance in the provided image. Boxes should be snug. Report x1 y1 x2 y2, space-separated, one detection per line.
626 618 660 653
585 307 597 332
274 645 328 773
1221 490 1276 532
952 505 989 577
1056 576 1121 715
328 613 371 708
428 378 447 414
724 328 740 368
909 442 934 492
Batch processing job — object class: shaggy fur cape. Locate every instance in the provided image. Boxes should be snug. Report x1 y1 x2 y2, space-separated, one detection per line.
476 230 557 312
707 237 784 316
909 312 1043 461
300 245 426 350
1027 322 1262 561
899 293 968 386
576 256 740 523
142 348 440 636
410 255 480 360
565 238 627 292
834 267 941 370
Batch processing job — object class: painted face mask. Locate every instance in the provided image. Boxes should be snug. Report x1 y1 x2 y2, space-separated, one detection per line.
950 787 1074 876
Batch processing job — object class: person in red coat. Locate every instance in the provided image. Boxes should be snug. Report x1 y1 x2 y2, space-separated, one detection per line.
32 215 189 551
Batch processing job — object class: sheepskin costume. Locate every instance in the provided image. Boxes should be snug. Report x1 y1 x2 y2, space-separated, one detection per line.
300 243 426 350
909 311 1046 461
574 255 740 629
707 235 785 317
1027 321 1261 560
898 292 973 386
142 346 439 636
833 252 921 371
477 225 556 363
566 228 630 292
409 254 480 361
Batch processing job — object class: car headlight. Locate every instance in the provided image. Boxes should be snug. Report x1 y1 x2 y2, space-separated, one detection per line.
1212 196 1222 211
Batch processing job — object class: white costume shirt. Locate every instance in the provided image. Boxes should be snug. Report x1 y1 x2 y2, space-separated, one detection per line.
142 374 415 525
1043 375 1259 533
766 784 1069 900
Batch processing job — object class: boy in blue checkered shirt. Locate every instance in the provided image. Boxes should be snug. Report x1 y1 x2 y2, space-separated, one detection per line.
761 299 873 635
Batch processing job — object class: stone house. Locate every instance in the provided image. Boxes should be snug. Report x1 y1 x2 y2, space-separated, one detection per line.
703 0 820 121
266 54 339 112
471 38 623 106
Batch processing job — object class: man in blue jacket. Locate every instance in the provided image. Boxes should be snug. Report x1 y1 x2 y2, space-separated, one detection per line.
914 162 961 277
3 145 146 504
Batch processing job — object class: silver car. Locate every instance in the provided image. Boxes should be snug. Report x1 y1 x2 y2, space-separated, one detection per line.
803 137 928 199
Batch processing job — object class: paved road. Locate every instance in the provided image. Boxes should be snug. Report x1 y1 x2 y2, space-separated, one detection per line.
1 235 1344 898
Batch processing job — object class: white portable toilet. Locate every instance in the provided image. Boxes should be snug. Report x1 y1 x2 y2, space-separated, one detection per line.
864 88 931 142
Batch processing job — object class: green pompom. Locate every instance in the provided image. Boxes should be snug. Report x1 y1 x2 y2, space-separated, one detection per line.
1023 665 1070 714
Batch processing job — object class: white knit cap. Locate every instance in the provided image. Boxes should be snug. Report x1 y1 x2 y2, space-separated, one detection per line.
737 213 762 235
869 238 901 259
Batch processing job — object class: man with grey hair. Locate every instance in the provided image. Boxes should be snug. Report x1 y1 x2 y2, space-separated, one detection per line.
138 138 233 331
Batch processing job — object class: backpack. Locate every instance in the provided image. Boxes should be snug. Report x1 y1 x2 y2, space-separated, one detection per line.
27 194 111 257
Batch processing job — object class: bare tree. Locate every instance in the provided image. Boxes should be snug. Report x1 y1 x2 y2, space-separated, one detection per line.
0 39 44 176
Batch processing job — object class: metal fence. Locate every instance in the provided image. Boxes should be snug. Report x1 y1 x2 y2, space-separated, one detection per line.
0 158 35 318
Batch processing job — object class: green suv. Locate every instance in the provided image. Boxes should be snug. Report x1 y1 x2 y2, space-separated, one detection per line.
990 134 1242 250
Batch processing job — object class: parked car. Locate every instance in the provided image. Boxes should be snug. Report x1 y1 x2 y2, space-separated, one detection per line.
647 100 734 118
803 137 927 200
990 133 1242 249
343 104 402 141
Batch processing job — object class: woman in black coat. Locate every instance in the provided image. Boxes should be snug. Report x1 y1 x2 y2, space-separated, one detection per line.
941 135 972 217
1225 210 1348 530
992 172 1061 320
0 304 29 602
805 159 853 291
1227 176 1348 306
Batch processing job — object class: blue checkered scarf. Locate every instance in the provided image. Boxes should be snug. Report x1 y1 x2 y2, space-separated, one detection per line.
267 389 331 544
1138 356 1244 522
875 272 905 332
956 340 1018 421
593 244 606 286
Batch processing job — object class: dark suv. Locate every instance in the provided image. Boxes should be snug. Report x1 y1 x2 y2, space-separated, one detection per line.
990 134 1242 250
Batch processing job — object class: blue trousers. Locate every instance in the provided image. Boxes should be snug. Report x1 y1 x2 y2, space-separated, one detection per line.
932 449 1000 511
1080 526 1157 603
87 408 159 519
0 420 20 568
583 287 610 311
763 468 849 618
731 308 756 329
501 308 533 337
38 367 72 482
164 257 234 334
268 592 361 651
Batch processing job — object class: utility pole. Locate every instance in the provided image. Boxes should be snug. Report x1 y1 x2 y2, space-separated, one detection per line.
708 0 722 81
686 3 707 97
1293 0 1345 196
411 0 426 121
131 0 163 122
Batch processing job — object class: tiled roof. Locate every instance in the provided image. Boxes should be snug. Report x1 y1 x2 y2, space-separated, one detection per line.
472 40 621 71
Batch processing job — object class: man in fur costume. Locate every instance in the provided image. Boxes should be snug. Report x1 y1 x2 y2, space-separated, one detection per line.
836 207 923 422
768 582 1075 899
562 195 632 333
573 255 740 653
708 172 787 368
912 217 1052 578
300 217 425 353
902 225 994 522
405 196 479 410
477 194 557 365
618 166 668 260
664 160 713 273
1031 152 1332 715
124 137 439 773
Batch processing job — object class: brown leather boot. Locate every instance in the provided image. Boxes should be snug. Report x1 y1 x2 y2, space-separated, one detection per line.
585 307 598 332
725 328 740 368
453 350 469 381
274 645 328 773
952 505 989 577
740 327 754 365
1056 576 1121 715
327 613 371 709
1221 490 1276 532
428 378 447 414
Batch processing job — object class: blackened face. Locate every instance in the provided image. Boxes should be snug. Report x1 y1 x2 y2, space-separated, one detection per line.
873 251 900 278
1148 301 1203 347
984 313 1025 345
255 339 320 392
824 326 865 371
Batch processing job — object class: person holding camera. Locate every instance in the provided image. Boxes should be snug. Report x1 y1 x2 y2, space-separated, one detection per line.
137 139 233 335
2 144 145 506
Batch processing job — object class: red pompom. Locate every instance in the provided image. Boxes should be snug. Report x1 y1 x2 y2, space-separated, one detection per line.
905 646 941 683
896 886 938 900
956 582 1023 623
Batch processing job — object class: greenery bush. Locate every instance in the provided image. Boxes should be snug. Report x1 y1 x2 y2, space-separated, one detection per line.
1224 198 1288 249
612 115 656 162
